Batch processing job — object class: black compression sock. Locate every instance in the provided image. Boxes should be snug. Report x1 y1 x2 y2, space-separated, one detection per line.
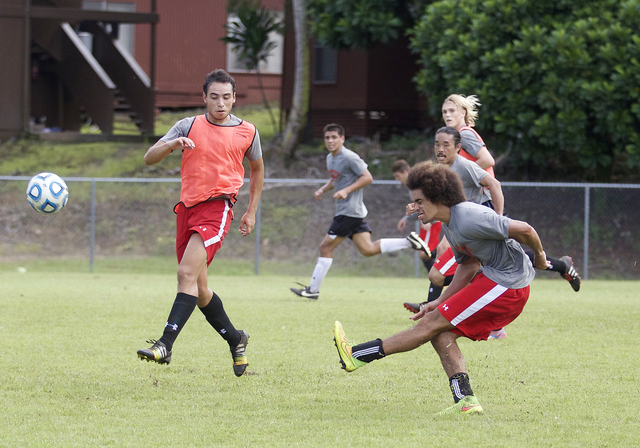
449 372 474 403
159 292 198 351
427 283 443 303
199 292 241 346
351 339 385 363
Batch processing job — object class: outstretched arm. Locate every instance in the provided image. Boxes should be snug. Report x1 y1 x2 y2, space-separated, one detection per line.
239 157 264 236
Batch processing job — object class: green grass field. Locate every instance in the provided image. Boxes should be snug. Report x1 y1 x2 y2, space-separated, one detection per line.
1 271 638 447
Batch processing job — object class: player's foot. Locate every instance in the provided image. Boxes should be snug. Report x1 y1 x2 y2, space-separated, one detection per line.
407 232 431 257
230 330 250 377
434 395 484 416
488 328 507 340
290 284 319 300
403 301 427 313
333 321 366 372
137 339 171 365
560 256 581 292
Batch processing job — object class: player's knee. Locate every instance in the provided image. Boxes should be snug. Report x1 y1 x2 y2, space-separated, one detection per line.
428 269 445 286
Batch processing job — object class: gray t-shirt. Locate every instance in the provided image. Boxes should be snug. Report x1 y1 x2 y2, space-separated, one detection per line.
460 128 484 158
327 147 368 218
450 155 492 204
161 114 262 161
442 202 535 289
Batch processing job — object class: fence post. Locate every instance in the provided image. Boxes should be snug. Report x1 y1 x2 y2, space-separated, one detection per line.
90 180 96 272
583 186 590 280
254 198 261 275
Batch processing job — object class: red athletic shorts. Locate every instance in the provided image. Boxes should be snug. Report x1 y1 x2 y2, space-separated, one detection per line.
433 246 458 277
175 199 233 266
438 272 530 341
419 221 442 253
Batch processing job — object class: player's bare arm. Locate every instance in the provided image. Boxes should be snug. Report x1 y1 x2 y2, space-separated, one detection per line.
333 169 373 200
239 157 265 236
144 137 195 165
480 174 504 216
410 257 480 321
314 179 334 200
508 220 550 270
473 146 495 170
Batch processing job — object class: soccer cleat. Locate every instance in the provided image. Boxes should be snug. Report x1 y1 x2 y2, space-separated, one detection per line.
137 339 172 365
333 321 366 372
230 330 250 377
403 301 427 313
435 395 484 416
488 327 507 340
290 284 319 300
407 232 431 257
560 256 581 292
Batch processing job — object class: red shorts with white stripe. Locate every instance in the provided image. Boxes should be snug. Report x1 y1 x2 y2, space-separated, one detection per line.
175 199 233 266
433 247 458 277
419 221 442 254
438 272 530 341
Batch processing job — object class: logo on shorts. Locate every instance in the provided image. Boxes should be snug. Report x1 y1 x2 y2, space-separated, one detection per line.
443 304 449 311
200 226 207 231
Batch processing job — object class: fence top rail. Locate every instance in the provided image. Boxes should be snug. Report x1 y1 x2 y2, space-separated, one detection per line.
1 175 639 189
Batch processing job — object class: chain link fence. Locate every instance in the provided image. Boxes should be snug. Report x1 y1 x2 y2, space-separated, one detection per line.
1 176 639 280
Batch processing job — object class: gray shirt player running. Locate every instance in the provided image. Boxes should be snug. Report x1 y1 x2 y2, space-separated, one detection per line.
290 123 430 300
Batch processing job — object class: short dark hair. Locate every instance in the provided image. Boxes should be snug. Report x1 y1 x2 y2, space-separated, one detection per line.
391 159 411 173
406 161 466 206
435 126 461 147
203 69 236 94
323 123 345 137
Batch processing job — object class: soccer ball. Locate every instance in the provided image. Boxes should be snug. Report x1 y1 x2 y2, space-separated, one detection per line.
26 172 69 214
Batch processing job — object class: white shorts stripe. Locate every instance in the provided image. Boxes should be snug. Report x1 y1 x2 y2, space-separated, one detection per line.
438 256 457 275
203 200 230 248
450 284 509 326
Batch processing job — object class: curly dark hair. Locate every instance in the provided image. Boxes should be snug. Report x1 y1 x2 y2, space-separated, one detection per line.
406 161 466 206
203 69 236 94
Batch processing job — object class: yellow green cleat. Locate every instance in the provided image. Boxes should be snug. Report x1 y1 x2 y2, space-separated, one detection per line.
333 321 366 372
435 395 484 416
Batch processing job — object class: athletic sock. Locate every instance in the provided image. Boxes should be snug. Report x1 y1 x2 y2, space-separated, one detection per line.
199 292 241 346
309 257 332 293
443 275 453 286
449 372 474 403
525 250 566 273
159 292 198 352
422 257 435 272
351 339 385 363
380 238 412 253
427 283 443 303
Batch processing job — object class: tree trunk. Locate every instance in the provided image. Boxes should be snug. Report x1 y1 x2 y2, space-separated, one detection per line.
280 0 309 158
255 66 278 135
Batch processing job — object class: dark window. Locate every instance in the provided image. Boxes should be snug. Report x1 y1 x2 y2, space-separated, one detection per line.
314 45 337 84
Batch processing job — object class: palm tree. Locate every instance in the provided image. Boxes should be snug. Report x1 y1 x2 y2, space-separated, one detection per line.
222 0 284 135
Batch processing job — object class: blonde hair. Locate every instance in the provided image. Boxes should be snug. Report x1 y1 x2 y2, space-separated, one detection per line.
443 94 481 127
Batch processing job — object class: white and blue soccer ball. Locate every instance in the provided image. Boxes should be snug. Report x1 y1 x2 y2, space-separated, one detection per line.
26 172 69 214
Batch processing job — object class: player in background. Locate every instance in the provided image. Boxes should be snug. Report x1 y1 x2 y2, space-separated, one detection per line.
290 124 430 300
136 69 264 377
392 159 440 272
333 161 550 415
403 128 581 330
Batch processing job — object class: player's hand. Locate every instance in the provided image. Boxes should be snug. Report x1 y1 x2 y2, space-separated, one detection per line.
410 301 438 321
333 189 348 200
397 219 407 232
170 137 195 151
533 250 550 270
314 189 323 200
406 203 418 216
239 212 255 236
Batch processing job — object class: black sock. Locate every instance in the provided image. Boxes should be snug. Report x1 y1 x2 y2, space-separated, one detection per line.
199 291 241 346
422 258 435 272
427 283 443 303
525 250 566 273
449 372 474 403
443 275 453 286
351 339 385 363
159 292 197 351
